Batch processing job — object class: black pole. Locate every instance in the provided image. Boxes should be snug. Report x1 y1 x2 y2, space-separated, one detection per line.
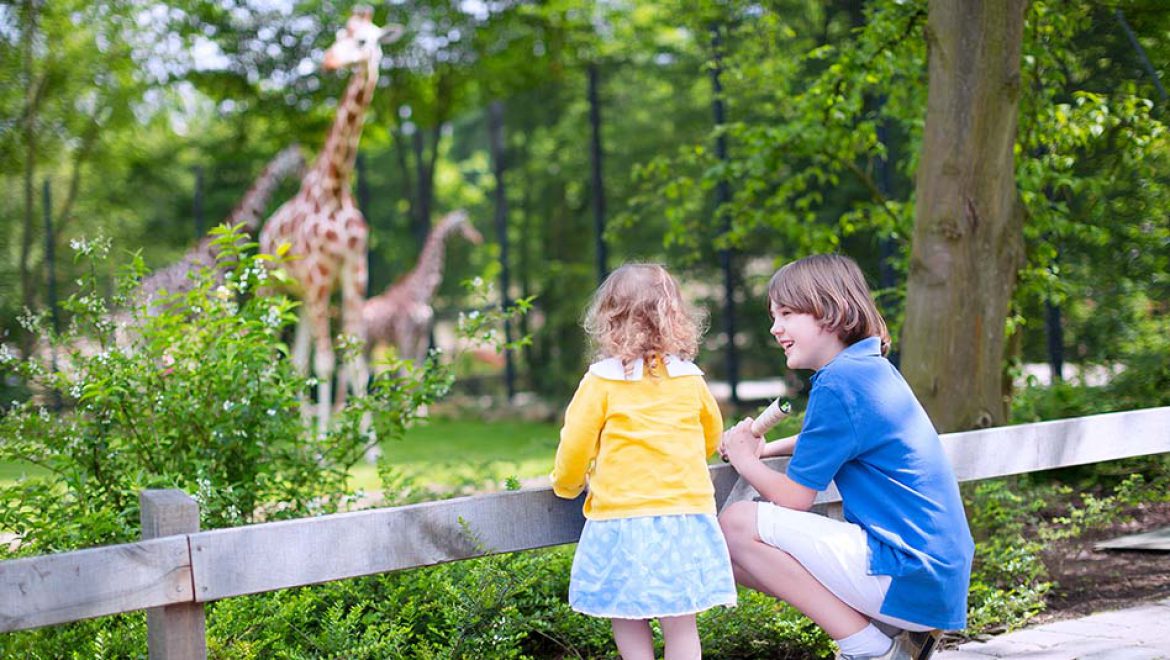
42 178 58 334
710 24 739 407
488 100 516 400
1044 299 1064 383
588 63 609 285
43 177 62 408
412 129 431 249
193 165 204 239
1115 9 1169 104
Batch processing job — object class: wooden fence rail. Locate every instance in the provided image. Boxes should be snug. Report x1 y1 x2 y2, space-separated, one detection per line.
2 406 1169 658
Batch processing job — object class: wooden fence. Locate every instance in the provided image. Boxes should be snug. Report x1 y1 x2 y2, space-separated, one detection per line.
2 406 1170 658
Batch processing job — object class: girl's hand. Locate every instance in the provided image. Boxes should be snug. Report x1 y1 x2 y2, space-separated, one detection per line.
721 419 764 467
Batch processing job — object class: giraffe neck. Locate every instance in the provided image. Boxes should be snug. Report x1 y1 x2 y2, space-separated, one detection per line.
229 146 303 235
400 222 460 302
309 59 378 202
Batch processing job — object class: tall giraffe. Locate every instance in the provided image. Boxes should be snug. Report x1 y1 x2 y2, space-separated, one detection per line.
363 210 483 364
259 7 402 433
135 145 304 311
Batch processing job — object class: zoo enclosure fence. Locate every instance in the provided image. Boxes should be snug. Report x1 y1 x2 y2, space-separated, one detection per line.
2 407 1170 659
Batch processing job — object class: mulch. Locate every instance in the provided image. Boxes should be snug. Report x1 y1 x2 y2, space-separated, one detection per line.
1031 499 1170 624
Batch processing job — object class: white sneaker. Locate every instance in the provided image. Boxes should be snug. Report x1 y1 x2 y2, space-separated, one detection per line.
836 629 941 660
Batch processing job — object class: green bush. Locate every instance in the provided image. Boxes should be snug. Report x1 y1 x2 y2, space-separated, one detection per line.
202 545 830 660
962 467 1170 635
0 228 450 655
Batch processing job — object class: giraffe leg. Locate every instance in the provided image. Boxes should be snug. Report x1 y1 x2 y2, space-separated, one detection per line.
340 258 370 402
293 307 312 374
293 308 314 428
305 296 335 437
410 326 430 366
407 325 431 419
340 257 373 450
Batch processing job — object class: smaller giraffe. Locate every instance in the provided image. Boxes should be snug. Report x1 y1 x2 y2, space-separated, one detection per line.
363 210 483 365
134 145 305 311
36 146 304 375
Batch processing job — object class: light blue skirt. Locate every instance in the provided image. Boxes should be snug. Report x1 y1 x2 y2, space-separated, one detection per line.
569 513 738 619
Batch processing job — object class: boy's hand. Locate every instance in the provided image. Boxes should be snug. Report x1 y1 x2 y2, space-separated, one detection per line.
721 419 764 466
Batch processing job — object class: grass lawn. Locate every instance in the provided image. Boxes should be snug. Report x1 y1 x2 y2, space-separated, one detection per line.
0 461 45 482
348 417 561 494
0 418 560 494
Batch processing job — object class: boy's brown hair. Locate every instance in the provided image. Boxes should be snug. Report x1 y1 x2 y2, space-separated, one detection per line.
767 254 891 355
583 263 706 364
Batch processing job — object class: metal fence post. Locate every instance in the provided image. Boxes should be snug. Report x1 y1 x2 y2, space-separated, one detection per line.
140 489 206 660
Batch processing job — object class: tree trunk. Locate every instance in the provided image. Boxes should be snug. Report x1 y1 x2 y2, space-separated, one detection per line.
901 0 1027 432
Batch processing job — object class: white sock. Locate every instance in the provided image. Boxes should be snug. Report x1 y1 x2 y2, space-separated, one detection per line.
835 624 893 657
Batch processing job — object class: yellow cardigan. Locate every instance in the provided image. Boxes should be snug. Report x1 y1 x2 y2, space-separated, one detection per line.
550 356 724 520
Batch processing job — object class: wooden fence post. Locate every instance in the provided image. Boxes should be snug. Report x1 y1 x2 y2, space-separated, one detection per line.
140 490 206 660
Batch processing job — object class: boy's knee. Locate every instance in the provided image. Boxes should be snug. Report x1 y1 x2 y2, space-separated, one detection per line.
718 501 757 543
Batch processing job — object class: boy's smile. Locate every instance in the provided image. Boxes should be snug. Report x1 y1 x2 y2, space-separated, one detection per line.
769 302 847 371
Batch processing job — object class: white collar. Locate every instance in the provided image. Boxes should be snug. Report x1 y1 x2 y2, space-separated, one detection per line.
588 354 704 381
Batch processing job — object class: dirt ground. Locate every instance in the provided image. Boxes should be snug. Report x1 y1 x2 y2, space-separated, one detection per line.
1030 499 1170 624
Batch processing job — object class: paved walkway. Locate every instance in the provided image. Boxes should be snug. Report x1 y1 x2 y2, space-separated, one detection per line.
937 597 1170 659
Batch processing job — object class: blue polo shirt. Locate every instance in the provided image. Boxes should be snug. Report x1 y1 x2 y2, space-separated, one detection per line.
786 337 974 630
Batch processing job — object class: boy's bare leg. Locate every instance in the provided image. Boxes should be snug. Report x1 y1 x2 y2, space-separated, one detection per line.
611 618 654 660
720 501 870 639
660 614 701 660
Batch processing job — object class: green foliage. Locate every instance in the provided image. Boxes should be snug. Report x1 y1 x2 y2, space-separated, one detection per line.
962 463 1170 635
203 545 831 660
0 612 148 660
964 480 1053 632
0 226 451 654
699 590 833 659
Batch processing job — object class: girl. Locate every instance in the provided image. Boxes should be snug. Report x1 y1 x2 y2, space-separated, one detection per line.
551 264 737 660
720 254 974 660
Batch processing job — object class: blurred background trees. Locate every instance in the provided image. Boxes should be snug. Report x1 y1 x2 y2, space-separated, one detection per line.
2 0 1167 426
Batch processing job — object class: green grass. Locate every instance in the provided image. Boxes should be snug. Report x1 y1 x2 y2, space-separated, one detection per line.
348 417 560 493
0 419 561 494
0 461 44 482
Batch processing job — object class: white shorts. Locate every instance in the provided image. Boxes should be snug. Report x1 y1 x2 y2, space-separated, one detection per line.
755 502 932 632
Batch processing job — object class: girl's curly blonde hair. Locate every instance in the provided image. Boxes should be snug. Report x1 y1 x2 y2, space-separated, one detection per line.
582 263 706 365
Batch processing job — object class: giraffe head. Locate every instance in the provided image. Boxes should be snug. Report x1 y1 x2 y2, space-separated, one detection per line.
439 209 483 245
322 6 405 72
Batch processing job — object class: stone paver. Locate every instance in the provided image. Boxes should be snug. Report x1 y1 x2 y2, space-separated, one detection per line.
936 598 1170 659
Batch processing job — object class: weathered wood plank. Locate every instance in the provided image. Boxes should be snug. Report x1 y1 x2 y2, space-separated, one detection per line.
189 489 588 602
0 537 193 633
4 407 1169 628
720 407 1170 510
944 407 1170 483
141 489 206 660
190 407 1170 602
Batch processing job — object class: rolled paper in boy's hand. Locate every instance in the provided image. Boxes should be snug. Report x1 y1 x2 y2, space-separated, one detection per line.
750 398 792 436
722 398 792 462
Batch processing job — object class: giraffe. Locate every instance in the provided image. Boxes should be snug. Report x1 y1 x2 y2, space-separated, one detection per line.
259 7 403 433
362 210 483 365
134 144 305 311
32 146 305 378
